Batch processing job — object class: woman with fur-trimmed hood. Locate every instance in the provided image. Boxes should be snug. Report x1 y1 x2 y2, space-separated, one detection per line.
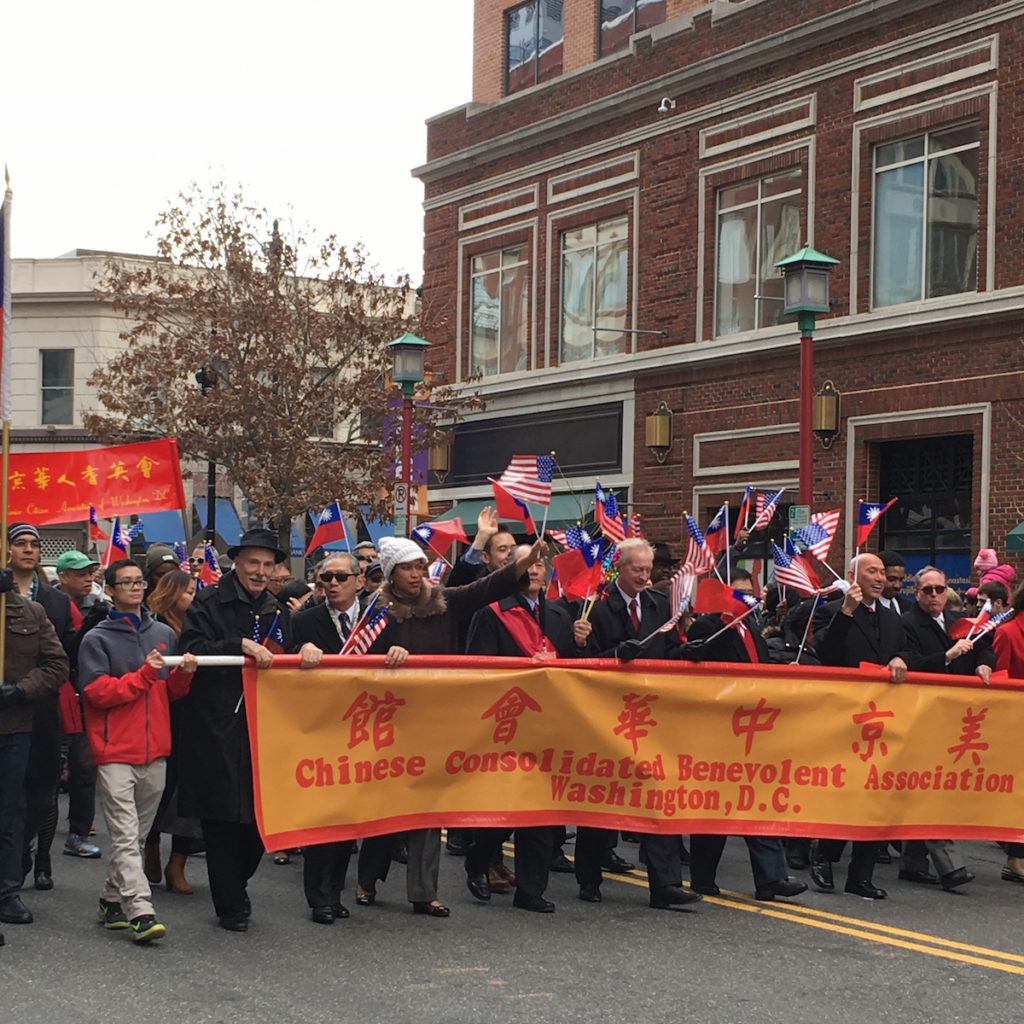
356 535 547 918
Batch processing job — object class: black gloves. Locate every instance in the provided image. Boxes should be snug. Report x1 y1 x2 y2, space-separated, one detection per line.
614 639 645 662
0 682 26 708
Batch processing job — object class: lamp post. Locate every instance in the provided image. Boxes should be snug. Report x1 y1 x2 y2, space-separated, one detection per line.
195 365 217 546
775 246 839 507
387 333 430 537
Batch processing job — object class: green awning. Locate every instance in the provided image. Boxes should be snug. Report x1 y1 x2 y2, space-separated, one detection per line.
1008 521 1024 554
435 494 591 531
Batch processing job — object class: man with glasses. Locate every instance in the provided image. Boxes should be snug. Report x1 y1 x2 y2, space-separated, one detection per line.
79 559 199 942
289 553 364 923
896 565 991 892
267 563 293 598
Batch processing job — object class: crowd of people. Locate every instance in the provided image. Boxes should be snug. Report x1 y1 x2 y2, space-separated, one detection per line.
0 510 1022 948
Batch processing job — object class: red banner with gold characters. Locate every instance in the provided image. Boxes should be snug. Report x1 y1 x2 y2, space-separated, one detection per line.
244 657 1024 850
6 439 186 525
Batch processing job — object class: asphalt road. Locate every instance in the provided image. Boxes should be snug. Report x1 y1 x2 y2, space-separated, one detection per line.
3 807 1022 1024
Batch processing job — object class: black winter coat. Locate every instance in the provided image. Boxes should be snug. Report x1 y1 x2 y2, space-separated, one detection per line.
178 572 293 822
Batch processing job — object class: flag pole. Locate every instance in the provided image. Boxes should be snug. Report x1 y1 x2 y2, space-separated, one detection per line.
690 599 764 647
794 596 818 664
1 172 14 676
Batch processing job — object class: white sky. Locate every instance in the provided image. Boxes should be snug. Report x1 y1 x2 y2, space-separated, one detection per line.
5 0 474 283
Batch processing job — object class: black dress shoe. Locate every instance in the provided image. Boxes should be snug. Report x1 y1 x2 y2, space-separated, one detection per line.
600 851 635 873
755 878 808 901
941 867 975 891
34 856 54 891
412 901 451 917
844 879 887 900
689 883 720 896
466 872 491 902
810 858 835 891
650 885 703 909
311 906 335 925
0 895 33 924
355 889 376 906
1002 867 1024 884
549 852 574 873
578 884 602 903
898 869 940 885
513 894 555 913
219 913 249 932
331 903 350 919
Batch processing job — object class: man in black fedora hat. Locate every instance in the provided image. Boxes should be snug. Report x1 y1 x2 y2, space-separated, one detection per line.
179 528 323 932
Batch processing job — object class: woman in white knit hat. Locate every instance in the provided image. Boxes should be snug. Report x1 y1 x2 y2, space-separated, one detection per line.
355 534 547 917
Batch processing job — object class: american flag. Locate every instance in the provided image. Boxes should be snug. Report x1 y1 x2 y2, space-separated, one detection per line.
545 529 568 547
752 489 784 531
497 455 554 506
793 509 840 563
341 595 390 655
657 567 696 632
971 607 1014 639
771 541 819 597
595 481 626 544
626 513 643 539
173 542 190 570
684 513 716 575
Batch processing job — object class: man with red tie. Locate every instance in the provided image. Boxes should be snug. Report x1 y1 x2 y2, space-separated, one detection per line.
581 539 700 911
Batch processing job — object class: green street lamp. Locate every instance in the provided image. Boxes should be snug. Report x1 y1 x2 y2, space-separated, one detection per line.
775 246 839 507
387 333 431 537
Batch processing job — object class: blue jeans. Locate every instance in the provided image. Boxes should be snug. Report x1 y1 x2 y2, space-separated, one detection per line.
0 732 32 899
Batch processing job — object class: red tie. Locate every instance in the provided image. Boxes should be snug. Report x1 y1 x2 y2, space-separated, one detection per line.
737 622 760 663
630 598 641 632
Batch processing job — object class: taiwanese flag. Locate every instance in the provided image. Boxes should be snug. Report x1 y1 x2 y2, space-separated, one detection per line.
694 578 760 619
102 518 129 567
703 504 729 556
412 517 470 557
305 501 353 556
88 505 108 542
199 544 222 587
856 498 898 547
734 485 752 541
552 548 603 600
489 478 537 532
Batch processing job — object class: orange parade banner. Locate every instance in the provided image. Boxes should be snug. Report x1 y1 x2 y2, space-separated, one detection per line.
244 656 1024 850
6 438 187 525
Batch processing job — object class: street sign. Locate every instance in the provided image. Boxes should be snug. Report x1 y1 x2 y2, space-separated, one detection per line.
788 504 810 529
394 482 409 537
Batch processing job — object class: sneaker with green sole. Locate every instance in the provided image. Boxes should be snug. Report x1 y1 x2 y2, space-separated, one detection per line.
129 914 166 942
97 898 129 930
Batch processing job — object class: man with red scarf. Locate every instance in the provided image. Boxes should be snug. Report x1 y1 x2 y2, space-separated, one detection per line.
463 546 578 912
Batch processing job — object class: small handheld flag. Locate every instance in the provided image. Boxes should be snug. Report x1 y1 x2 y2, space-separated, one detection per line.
413 518 470 557
497 455 554 506
856 498 898 547
306 502 353 556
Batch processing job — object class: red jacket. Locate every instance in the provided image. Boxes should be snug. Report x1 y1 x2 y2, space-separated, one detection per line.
994 616 1024 680
78 613 192 766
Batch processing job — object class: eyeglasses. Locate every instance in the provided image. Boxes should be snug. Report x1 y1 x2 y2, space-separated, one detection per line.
189 557 204 565
319 572 357 583
918 585 947 596
112 579 147 589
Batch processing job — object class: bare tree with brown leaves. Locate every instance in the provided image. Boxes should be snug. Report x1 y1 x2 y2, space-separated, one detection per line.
86 181 466 541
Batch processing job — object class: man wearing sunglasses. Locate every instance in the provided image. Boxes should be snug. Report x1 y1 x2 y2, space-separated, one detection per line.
288 553 363 924
897 565 990 891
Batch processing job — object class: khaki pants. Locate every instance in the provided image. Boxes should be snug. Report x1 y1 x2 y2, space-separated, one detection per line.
96 760 166 919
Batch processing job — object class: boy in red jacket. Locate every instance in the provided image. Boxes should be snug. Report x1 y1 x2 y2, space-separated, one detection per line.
78 559 197 942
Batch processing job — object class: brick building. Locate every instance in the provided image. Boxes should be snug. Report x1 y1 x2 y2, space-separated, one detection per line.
414 0 1024 586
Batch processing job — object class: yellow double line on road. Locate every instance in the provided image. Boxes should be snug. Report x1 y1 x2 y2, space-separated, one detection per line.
609 869 1024 976
500 841 1023 975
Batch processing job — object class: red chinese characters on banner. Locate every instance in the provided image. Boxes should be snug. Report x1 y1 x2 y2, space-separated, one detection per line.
342 690 406 751
731 698 781 756
6 439 186 525
614 693 659 755
947 706 989 765
851 701 895 762
481 687 542 745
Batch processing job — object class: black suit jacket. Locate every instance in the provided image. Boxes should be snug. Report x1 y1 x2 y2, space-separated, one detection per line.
813 598 911 668
465 593 575 658
684 612 770 664
585 586 682 659
902 603 996 676
290 602 349 655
